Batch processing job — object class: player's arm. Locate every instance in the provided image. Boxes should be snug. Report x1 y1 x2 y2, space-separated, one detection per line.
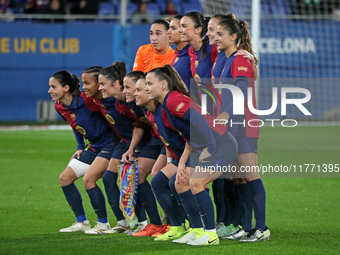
133 46 144 72
71 130 85 160
234 49 259 80
121 125 144 163
176 142 191 184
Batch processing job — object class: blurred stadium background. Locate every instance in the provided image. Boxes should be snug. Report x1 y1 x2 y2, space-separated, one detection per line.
0 0 339 123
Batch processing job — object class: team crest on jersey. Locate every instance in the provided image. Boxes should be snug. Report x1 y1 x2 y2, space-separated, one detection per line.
106 114 115 124
194 74 201 86
75 125 86 135
174 57 179 64
238 66 248 72
195 60 199 68
70 114 76 121
160 136 169 146
176 102 185 112
130 109 136 115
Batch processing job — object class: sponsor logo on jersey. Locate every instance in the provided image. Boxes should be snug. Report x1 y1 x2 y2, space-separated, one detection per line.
75 125 86 135
176 102 185 112
106 114 115 124
238 66 248 72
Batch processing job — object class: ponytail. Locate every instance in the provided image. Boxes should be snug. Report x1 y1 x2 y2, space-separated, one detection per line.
99 61 127 90
218 18 259 66
148 65 190 98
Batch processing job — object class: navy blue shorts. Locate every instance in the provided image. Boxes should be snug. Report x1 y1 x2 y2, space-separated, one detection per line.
235 137 258 154
111 140 129 159
134 136 163 160
160 146 166 155
77 142 116 164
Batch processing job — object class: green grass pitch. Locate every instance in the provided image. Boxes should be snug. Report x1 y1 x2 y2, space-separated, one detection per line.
0 126 339 254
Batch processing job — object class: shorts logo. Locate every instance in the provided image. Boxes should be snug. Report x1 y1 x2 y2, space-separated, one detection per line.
75 125 86 135
238 66 248 72
176 102 185 112
106 114 115 124
70 114 76 121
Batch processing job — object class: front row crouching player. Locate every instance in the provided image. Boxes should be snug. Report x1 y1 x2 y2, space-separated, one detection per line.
146 65 238 245
49 71 118 233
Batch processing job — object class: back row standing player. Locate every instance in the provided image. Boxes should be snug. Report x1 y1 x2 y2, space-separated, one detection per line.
215 17 270 242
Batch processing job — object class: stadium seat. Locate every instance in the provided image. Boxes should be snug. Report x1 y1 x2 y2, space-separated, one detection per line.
228 0 251 18
98 2 116 15
116 3 139 15
147 3 161 16
182 3 203 14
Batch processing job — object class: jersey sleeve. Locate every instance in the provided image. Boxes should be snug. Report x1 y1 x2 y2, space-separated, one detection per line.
73 129 85 150
231 56 253 83
133 46 145 72
166 94 191 119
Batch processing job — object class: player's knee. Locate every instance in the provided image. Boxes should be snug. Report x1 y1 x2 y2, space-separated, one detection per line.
59 171 75 186
189 178 204 194
175 180 189 193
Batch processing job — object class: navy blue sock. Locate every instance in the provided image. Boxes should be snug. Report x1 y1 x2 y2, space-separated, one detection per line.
151 171 182 226
224 180 236 226
169 174 186 224
86 186 107 223
248 179 267 230
62 183 86 222
212 178 226 223
232 185 243 227
138 181 162 225
194 189 215 230
239 183 253 232
135 197 147 222
102 170 124 221
179 190 204 228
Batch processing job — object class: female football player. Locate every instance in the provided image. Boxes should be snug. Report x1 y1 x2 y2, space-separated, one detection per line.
146 65 238 245
49 71 118 233
133 19 174 73
215 17 270 242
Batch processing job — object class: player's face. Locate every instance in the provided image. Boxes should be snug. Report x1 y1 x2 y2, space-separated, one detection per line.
168 18 181 44
179 16 198 43
98 74 116 99
48 77 68 101
81 73 100 98
134 78 149 106
150 24 169 53
123 76 136 103
207 17 220 46
215 25 235 51
145 72 164 102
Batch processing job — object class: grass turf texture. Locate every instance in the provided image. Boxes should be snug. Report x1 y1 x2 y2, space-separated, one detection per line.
0 127 339 255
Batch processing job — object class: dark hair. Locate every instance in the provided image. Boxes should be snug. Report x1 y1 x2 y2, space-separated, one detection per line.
83 66 103 83
148 65 190 98
218 19 259 66
173 14 183 22
125 71 145 84
51 70 81 106
152 19 170 31
212 13 236 22
183 12 210 58
99 61 126 90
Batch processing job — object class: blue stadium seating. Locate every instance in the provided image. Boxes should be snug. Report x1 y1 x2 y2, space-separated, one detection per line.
182 3 203 14
98 2 116 15
147 3 161 16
